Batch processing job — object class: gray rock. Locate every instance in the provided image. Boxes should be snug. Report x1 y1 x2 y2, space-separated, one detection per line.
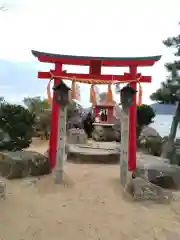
92 124 120 142
135 158 180 189
138 135 163 156
140 126 161 138
67 115 83 129
0 181 6 200
138 127 162 156
128 177 173 203
92 125 105 141
0 150 51 179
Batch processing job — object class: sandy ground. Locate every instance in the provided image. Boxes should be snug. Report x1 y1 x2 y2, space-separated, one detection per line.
1 139 180 240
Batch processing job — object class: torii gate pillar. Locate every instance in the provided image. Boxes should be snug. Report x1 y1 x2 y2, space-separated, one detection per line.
129 66 137 171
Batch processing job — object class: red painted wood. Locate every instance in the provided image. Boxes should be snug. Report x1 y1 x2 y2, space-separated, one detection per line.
38 71 151 83
49 63 62 169
128 66 137 171
124 72 142 78
107 107 114 123
89 59 102 77
37 55 158 67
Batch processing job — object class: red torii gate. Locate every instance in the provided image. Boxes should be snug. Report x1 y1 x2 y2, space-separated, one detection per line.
32 50 161 171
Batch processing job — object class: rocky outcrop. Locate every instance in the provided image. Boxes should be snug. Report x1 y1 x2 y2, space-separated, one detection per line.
138 127 162 156
92 123 121 142
67 115 83 129
0 151 51 179
139 136 163 156
0 181 6 200
127 177 173 203
135 154 180 189
140 126 161 138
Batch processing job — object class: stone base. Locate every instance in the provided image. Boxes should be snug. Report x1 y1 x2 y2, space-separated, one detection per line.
67 142 120 164
92 124 120 142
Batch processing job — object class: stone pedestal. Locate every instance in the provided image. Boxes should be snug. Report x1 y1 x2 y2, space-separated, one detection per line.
92 123 120 142
67 128 87 144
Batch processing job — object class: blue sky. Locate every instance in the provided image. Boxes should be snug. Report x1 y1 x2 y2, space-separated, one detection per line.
0 0 180 106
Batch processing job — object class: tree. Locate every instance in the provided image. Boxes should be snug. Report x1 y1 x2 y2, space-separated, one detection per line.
24 97 84 139
23 97 51 115
23 97 51 139
150 23 180 157
0 103 36 150
67 101 79 119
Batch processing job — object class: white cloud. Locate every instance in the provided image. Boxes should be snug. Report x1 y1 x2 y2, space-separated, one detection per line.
0 0 180 106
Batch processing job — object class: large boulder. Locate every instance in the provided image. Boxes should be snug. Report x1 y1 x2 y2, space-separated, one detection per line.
138 127 163 156
135 154 180 189
0 151 51 179
127 177 173 203
140 126 161 138
0 180 6 200
92 123 120 142
67 115 83 129
140 136 163 156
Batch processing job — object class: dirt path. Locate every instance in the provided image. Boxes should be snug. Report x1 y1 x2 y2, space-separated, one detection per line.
0 140 180 240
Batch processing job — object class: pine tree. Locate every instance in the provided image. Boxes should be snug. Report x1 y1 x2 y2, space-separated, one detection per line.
150 23 180 158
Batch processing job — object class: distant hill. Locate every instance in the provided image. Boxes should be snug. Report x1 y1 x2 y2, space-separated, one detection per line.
150 103 177 115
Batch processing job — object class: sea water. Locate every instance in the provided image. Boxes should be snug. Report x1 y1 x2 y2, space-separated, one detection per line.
150 115 180 138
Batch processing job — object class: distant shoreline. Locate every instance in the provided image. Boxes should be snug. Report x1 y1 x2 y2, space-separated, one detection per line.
150 103 177 115
151 114 180 138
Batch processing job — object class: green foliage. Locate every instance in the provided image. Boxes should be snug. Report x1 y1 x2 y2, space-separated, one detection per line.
23 97 81 139
67 101 78 119
150 78 179 104
150 25 180 105
136 105 155 138
0 103 36 150
23 97 51 115
150 23 180 158
36 111 51 140
23 97 51 139
137 105 155 127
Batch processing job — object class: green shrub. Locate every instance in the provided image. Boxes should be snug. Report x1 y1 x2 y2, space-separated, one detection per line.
0 103 36 150
137 105 156 138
